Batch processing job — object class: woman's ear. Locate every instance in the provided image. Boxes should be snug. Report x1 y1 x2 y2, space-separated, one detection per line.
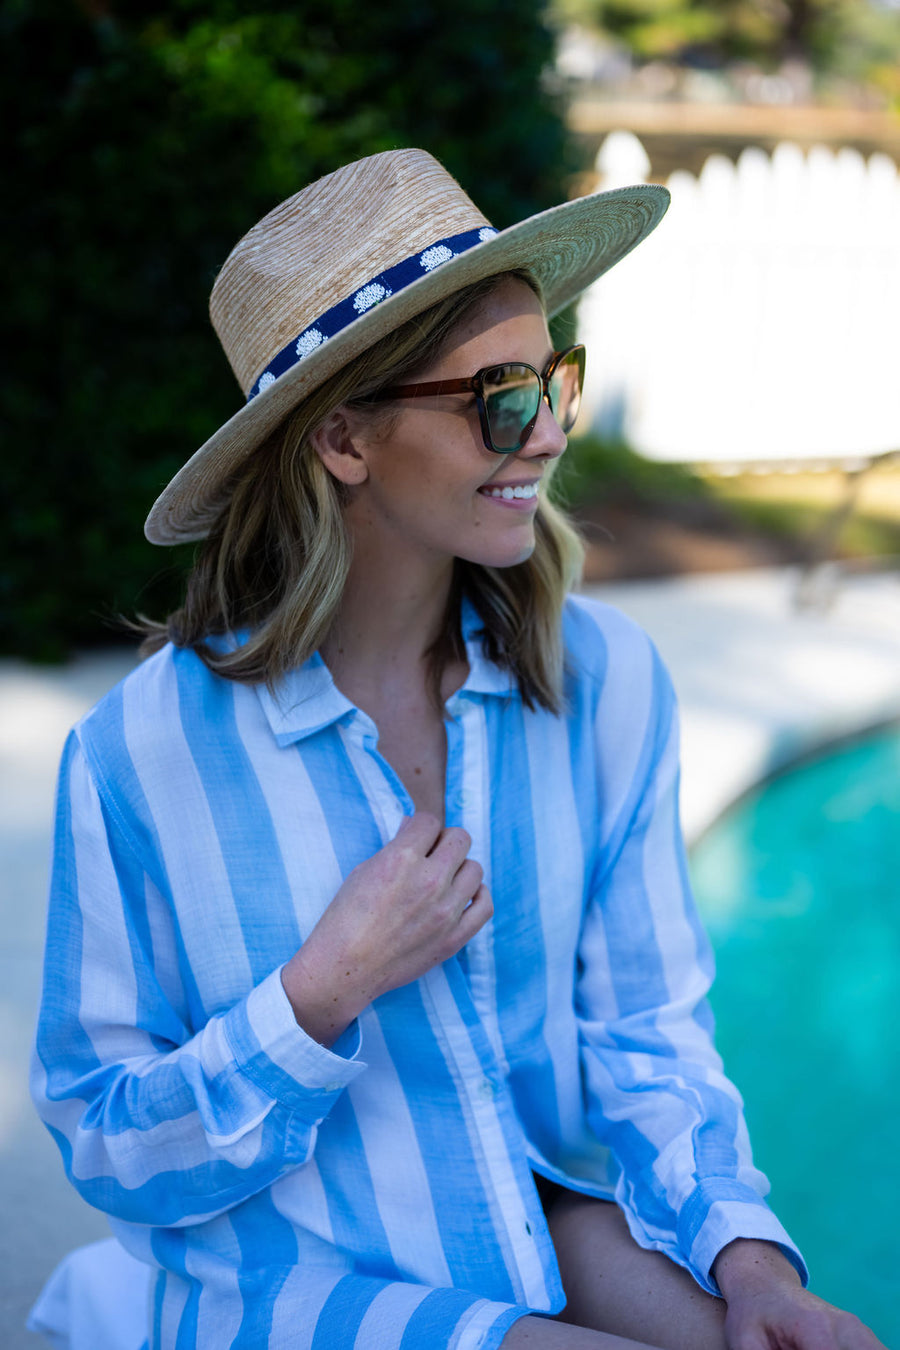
309 408 370 487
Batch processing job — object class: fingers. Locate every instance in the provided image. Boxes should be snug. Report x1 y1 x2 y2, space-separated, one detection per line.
346 813 490 980
394 813 474 867
456 884 494 942
426 825 473 869
469 883 493 921
724 1289 888 1350
393 810 444 853
391 814 490 930
454 857 485 905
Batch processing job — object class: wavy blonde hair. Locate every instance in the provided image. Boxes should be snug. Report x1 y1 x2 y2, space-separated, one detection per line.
140 271 584 712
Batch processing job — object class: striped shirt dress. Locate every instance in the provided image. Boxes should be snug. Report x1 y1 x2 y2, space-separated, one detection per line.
31 594 804 1349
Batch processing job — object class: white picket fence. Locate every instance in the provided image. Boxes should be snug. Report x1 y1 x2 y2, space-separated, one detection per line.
577 131 900 467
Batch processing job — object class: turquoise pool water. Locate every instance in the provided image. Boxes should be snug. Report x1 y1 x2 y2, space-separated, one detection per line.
689 724 900 1347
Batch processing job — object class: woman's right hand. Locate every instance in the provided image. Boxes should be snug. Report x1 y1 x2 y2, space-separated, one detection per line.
281 812 492 1046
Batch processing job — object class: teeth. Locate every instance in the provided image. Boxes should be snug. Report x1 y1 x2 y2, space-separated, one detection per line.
483 482 539 500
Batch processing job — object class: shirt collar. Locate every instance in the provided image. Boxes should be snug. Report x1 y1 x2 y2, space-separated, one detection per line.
457 595 519 699
255 595 518 747
255 651 358 747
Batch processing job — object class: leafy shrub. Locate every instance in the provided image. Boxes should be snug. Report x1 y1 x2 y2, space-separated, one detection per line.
2 0 573 657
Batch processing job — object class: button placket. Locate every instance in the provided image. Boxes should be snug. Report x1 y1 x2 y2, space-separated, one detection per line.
340 711 412 841
447 699 511 1080
418 963 554 1307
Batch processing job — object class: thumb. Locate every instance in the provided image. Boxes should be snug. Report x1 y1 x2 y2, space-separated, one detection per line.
392 810 442 851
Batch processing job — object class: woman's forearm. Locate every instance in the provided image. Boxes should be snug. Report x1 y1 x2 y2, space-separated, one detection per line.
713 1239 885 1349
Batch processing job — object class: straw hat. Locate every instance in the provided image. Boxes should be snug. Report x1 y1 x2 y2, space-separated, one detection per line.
145 148 669 545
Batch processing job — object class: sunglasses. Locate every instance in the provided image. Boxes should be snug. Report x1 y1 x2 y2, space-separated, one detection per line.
371 344 586 454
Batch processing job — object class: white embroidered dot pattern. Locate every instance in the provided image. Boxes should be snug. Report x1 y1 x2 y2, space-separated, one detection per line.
295 328 325 357
419 245 454 271
353 283 390 313
246 231 504 405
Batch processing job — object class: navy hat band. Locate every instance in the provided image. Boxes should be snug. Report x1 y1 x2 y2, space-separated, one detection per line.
247 226 498 402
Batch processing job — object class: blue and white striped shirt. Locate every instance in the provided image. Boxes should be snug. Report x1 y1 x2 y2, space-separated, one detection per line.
32 595 803 1349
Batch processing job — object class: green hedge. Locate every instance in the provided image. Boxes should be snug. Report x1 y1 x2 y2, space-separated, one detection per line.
2 0 574 658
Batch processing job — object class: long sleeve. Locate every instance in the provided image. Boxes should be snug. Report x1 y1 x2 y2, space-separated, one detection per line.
575 637 807 1294
31 732 366 1229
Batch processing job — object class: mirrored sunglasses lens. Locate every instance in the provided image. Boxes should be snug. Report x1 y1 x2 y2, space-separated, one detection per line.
483 366 541 451
549 349 585 434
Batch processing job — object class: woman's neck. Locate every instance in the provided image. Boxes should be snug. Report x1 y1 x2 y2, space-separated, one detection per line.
320 550 457 692
319 547 469 818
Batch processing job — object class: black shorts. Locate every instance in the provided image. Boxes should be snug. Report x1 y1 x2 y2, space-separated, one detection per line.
532 1171 568 1216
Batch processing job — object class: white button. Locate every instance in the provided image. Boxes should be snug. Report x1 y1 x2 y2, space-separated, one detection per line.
478 1079 495 1100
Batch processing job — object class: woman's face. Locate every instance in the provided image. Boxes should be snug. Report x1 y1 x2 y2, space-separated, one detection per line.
332 277 568 575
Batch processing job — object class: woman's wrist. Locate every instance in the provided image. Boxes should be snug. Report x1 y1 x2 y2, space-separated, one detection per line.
713 1238 802 1301
280 939 371 1049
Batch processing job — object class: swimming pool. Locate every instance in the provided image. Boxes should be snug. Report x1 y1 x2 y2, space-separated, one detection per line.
689 723 900 1346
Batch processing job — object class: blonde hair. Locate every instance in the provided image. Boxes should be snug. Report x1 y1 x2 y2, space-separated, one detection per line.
139 272 584 712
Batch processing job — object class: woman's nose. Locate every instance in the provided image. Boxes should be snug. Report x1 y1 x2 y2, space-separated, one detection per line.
518 396 568 460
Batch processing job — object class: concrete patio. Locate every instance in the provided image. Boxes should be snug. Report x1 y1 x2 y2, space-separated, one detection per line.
2 563 898 1348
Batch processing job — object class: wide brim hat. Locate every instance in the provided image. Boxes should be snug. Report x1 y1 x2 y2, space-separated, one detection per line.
145 148 669 545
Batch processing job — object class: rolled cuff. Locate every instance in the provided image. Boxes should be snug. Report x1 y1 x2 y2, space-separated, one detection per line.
690 1199 808 1295
223 966 366 1122
676 1182 808 1295
454 1301 534 1350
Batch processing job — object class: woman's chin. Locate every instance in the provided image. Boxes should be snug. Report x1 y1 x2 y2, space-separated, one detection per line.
461 537 537 570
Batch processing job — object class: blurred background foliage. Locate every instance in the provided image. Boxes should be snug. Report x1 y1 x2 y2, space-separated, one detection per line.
2 0 573 658
552 0 900 104
4 0 899 658
552 439 900 582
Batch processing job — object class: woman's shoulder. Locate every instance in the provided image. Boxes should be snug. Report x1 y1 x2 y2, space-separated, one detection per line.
561 592 677 723
73 641 224 774
562 592 661 680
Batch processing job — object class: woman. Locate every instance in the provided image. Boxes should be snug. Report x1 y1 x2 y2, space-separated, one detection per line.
31 150 883 1350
